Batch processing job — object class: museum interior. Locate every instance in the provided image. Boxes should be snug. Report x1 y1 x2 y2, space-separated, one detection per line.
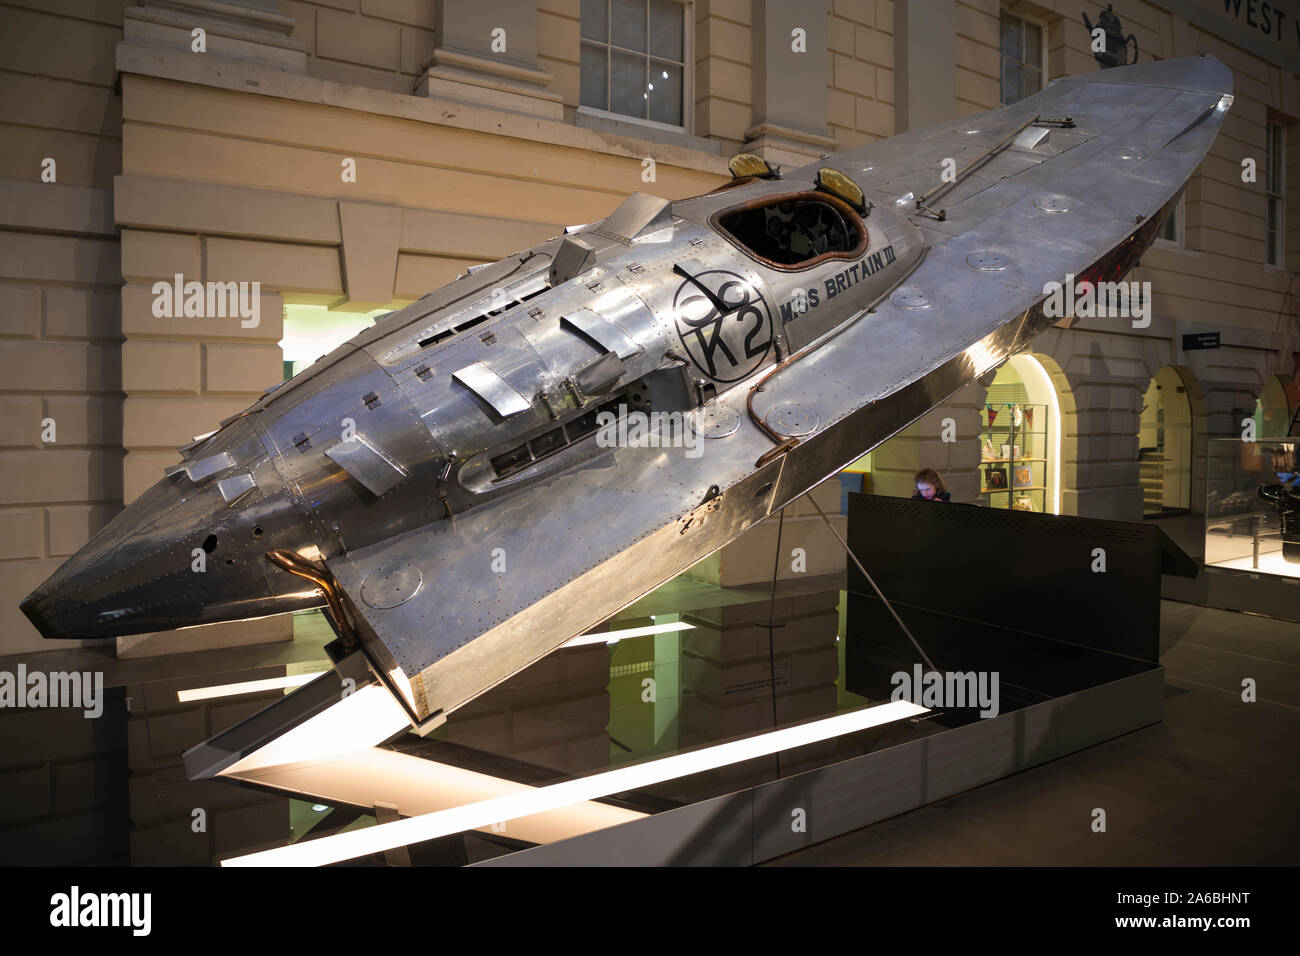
0 0 1297 869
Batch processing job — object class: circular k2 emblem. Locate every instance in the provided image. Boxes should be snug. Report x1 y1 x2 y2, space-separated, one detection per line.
672 270 773 383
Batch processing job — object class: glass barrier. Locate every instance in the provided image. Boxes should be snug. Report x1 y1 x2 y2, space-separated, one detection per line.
1204 437 1300 579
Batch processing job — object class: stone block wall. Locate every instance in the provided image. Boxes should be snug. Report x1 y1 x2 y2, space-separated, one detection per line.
0 1 125 655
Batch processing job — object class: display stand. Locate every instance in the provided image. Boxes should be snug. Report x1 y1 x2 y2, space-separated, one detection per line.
176 496 1195 867
469 496 1192 866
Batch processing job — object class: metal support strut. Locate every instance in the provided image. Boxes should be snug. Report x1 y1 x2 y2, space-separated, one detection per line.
758 506 787 777
803 492 936 673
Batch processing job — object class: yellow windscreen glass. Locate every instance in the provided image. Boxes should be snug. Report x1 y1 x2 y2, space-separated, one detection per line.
816 168 867 213
728 153 779 180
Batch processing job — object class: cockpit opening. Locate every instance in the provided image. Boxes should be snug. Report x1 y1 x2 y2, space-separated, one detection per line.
713 191 868 269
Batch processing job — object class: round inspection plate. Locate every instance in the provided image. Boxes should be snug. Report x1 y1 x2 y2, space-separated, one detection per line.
1034 194 1072 213
889 285 933 309
967 251 1010 271
361 564 423 609
765 403 820 437
693 405 742 439
1113 146 1144 161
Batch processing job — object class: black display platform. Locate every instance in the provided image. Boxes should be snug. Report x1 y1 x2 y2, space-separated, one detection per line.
482 496 1183 866
843 494 1194 722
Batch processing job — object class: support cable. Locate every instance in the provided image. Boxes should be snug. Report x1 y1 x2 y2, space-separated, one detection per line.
759 506 787 778
803 493 936 673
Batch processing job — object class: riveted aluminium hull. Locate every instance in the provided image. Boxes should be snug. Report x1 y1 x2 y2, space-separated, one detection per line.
20 56 1231 737
332 57 1232 726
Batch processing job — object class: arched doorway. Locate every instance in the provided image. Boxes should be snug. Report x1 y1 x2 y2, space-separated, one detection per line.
1255 374 1297 438
979 353 1064 514
1139 366 1194 515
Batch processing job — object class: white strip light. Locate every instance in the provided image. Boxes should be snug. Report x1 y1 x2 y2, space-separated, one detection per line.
224 748 648 844
562 621 693 647
177 672 323 702
223 683 410 774
223 699 927 867
179 623 693 702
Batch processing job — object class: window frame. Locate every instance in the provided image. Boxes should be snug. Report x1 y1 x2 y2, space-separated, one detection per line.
579 0 694 133
1266 120 1285 268
998 10 1048 107
1155 193 1186 249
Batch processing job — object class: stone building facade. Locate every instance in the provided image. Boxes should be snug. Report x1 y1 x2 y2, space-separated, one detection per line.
2 0 1297 659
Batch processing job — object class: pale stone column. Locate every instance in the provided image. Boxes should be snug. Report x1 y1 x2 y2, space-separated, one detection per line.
0 208 122 656
417 0 563 119
0 2 125 656
894 0 954 133
123 0 306 71
743 0 839 168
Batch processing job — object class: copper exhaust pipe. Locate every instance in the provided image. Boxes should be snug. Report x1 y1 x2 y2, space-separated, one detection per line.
266 548 357 649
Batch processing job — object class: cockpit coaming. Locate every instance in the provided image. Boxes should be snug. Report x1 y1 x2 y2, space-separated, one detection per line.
712 190 868 269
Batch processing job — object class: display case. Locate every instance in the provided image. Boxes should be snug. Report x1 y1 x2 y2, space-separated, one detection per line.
978 402 1050 511
1204 437 1300 579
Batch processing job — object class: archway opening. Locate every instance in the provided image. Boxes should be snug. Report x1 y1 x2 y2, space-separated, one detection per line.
1256 374 1297 438
1139 366 1194 515
978 353 1063 514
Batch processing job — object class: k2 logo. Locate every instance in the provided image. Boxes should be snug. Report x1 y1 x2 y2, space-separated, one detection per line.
672 271 773 383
